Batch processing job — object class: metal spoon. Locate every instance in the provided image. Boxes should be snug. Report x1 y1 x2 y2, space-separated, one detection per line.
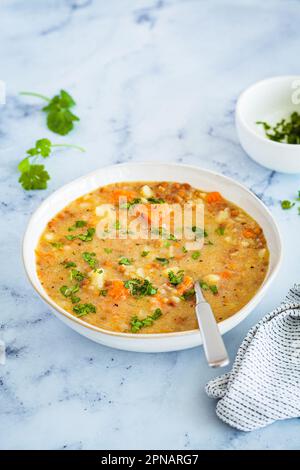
194 280 229 368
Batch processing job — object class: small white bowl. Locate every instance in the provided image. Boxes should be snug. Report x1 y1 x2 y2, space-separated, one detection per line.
23 163 282 353
236 76 300 173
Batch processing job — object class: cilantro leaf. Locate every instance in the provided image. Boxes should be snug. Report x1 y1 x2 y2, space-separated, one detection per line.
18 164 50 190
43 90 79 135
27 138 52 157
20 90 80 135
18 138 84 191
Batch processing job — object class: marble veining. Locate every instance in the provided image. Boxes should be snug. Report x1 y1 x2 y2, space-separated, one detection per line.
0 0 300 450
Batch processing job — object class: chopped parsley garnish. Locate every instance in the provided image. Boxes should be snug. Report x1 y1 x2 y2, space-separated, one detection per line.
130 308 162 333
191 251 201 260
147 197 165 204
155 257 169 265
122 198 142 209
200 281 218 295
256 112 300 144
68 220 87 231
168 270 184 286
124 279 157 297
181 288 195 300
168 233 177 241
66 227 95 242
82 252 97 268
115 221 121 230
61 260 77 268
182 246 188 253
50 241 63 249
118 257 132 265
215 226 225 235
99 289 108 297
141 250 150 257
59 284 80 304
20 89 80 135
104 247 113 254
73 303 96 317
70 269 86 282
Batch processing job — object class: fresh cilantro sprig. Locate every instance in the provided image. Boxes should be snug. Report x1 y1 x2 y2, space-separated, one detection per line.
18 138 85 190
20 89 80 135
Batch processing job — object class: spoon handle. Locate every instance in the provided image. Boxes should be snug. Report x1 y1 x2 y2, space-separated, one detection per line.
195 301 229 368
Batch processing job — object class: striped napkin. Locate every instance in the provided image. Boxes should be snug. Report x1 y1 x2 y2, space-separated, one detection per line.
205 285 300 431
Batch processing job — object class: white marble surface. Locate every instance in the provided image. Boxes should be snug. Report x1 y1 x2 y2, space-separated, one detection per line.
0 0 300 450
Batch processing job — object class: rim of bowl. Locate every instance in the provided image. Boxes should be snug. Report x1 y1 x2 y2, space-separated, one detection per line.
236 75 300 149
22 162 283 340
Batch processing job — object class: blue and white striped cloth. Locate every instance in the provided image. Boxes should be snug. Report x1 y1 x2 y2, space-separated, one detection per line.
205 285 300 431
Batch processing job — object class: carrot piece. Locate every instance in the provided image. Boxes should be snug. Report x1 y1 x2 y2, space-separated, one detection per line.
107 280 129 300
111 189 135 203
177 276 194 295
206 191 223 203
242 228 256 239
219 270 232 279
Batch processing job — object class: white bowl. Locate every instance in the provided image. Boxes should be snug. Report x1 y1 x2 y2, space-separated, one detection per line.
236 76 300 173
23 163 282 352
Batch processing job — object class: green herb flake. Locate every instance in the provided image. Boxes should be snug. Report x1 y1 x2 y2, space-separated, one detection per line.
130 308 162 333
104 248 113 254
181 288 195 300
118 257 132 265
141 250 150 257
215 226 225 235
281 200 295 210
59 284 80 304
66 227 95 242
147 197 165 204
50 241 63 249
124 279 157 297
61 260 77 268
192 226 208 238
73 303 96 317
68 220 87 231
199 281 218 295
70 269 86 282
168 270 184 286
82 252 97 268
155 257 169 265
191 251 201 260
99 289 108 297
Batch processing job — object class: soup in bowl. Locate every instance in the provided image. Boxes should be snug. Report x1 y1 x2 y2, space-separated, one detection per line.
23 163 282 352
